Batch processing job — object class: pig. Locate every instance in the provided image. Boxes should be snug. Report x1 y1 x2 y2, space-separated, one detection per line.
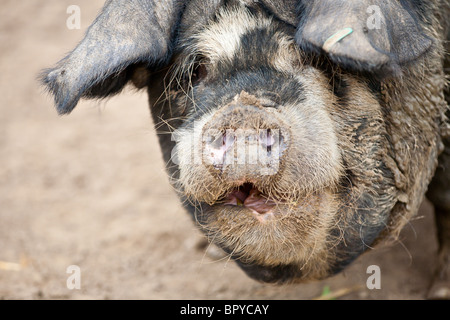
41 0 450 298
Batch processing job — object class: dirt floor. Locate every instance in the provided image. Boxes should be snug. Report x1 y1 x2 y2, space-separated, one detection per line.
0 0 441 300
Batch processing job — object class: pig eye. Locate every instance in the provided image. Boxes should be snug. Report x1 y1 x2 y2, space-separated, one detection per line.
190 61 208 86
178 57 209 90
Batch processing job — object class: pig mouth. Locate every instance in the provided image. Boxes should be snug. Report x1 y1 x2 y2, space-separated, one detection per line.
198 182 336 269
222 183 278 217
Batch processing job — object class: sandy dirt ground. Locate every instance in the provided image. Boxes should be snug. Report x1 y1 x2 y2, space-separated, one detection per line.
0 0 441 300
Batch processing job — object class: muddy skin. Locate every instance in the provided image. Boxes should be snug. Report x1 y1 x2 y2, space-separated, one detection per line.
41 0 449 297
148 2 447 284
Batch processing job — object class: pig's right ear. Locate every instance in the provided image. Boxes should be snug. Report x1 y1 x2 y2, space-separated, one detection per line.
296 0 434 79
40 0 184 115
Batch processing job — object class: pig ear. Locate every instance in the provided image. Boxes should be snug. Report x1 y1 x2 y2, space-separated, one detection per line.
296 0 433 78
41 0 184 115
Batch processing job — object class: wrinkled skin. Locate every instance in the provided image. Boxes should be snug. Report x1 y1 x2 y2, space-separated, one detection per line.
41 0 450 297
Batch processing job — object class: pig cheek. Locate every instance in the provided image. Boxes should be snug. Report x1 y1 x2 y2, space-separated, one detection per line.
268 104 343 200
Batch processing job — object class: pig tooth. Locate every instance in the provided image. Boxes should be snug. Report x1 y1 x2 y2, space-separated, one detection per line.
223 197 237 206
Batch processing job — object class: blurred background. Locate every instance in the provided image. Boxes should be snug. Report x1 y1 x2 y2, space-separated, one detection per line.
0 0 439 299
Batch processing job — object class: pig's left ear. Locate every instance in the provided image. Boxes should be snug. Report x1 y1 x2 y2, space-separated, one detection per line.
296 0 433 78
41 0 184 115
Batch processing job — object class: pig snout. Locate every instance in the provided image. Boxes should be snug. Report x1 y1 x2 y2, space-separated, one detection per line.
201 103 288 181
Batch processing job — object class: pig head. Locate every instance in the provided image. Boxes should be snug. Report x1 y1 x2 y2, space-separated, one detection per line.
41 0 449 286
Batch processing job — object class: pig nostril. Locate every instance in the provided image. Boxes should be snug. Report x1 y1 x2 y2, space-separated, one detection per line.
267 129 275 148
205 130 228 150
211 135 223 150
259 128 283 152
203 130 236 168
224 132 236 149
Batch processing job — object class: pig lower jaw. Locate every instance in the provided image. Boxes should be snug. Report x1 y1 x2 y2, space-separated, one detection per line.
193 189 337 276
224 204 277 223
